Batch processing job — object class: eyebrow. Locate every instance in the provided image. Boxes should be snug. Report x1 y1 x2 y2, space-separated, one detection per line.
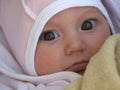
78 7 103 19
44 7 103 28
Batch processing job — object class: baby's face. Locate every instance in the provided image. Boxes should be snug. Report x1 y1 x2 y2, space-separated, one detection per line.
35 7 111 75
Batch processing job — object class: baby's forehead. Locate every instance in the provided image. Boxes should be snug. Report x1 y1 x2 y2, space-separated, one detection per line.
45 7 103 23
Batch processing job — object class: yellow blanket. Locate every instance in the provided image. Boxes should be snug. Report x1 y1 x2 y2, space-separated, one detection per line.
65 34 120 90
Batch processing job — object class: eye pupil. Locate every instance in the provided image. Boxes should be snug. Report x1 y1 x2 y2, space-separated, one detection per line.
43 31 55 40
82 20 93 30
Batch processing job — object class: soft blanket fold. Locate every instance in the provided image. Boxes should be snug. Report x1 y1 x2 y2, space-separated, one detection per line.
65 34 120 90
0 28 81 90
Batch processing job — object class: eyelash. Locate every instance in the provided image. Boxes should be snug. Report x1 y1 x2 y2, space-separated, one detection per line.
39 30 59 41
81 19 96 31
39 19 97 41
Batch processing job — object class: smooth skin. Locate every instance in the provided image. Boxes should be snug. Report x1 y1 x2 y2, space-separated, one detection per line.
35 7 111 75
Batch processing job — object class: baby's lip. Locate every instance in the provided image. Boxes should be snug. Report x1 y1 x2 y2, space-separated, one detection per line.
66 61 89 74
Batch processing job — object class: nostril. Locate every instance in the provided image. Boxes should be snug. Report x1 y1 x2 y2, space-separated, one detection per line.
64 45 73 55
64 41 85 55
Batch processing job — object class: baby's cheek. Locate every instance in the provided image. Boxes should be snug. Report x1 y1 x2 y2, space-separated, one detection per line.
35 53 63 75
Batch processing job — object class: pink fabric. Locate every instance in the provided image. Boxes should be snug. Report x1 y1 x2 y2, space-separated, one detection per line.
0 0 33 74
101 0 120 33
0 1 80 89
0 0 120 89
0 28 80 89
0 0 119 76
21 0 55 20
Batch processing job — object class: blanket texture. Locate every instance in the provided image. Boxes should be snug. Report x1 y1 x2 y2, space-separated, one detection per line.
65 34 120 90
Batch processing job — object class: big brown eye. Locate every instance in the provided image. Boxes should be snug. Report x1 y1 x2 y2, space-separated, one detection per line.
40 31 59 41
81 20 96 30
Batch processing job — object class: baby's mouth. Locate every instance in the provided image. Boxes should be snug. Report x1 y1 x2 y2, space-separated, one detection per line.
66 61 88 74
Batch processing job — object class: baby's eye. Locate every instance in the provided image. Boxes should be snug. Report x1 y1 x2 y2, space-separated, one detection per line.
40 31 59 41
81 19 96 31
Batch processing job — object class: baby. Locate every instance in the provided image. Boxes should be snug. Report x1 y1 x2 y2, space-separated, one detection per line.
0 0 119 90
35 6 111 75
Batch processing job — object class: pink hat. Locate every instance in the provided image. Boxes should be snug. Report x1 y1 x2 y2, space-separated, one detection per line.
0 0 118 76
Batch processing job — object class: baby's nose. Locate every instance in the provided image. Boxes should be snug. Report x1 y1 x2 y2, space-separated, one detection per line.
64 35 85 55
